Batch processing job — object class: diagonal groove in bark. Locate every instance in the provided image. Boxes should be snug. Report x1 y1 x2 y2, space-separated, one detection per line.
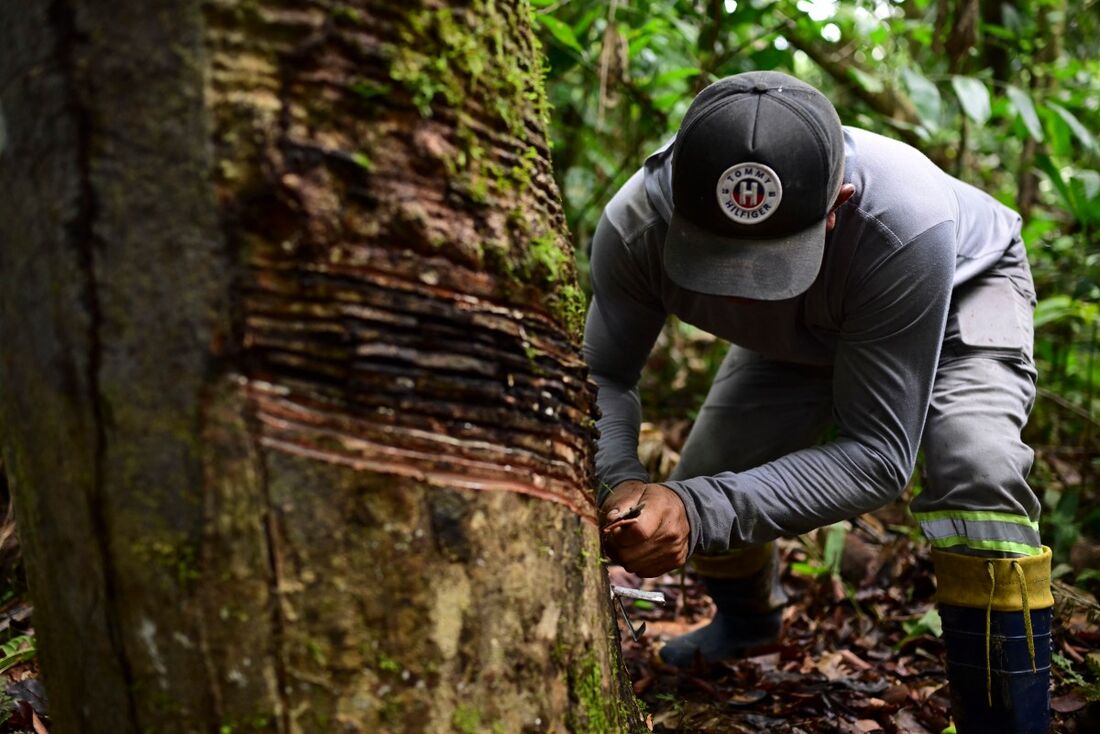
252 411 293 734
239 249 598 518
243 252 584 361
212 1 302 727
207 0 598 521
251 385 588 488
47 0 140 728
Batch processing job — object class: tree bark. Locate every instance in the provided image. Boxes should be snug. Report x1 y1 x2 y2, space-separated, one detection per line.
0 1 638 732
944 0 980 73
980 0 1011 83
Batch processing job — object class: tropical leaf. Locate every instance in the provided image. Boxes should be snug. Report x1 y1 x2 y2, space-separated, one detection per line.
848 67 884 94
1034 295 1099 329
0 635 34 675
1048 102 1096 151
902 67 942 131
1006 85 1044 142
650 66 702 87
951 76 991 125
537 14 585 55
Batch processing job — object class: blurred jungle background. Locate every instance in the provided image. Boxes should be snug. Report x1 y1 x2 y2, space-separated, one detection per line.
0 0 1096 732
533 0 1100 730
541 0 1099 493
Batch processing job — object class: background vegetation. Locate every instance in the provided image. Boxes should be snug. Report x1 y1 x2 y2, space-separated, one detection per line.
536 0 1100 579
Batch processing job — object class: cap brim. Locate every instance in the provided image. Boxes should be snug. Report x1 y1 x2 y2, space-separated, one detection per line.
664 211 827 300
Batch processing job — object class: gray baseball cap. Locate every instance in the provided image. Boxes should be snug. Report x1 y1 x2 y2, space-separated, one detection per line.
665 71 845 300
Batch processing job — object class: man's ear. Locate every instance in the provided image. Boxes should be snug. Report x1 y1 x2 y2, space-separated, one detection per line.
826 184 856 232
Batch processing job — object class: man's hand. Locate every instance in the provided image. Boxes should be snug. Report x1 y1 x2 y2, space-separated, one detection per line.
600 480 690 578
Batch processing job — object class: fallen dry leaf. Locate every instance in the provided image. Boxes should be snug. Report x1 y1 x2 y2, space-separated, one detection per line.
894 708 933 734
1051 691 1088 713
840 648 872 670
815 651 848 681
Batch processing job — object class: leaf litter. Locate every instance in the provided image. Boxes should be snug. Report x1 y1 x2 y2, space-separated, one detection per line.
616 398 1100 733
610 502 1100 733
0 426 1096 733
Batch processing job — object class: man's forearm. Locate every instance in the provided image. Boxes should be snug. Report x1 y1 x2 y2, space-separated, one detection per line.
663 438 909 554
592 374 650 504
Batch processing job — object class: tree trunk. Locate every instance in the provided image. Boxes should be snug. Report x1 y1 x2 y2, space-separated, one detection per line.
980 0 1011 83
1016 0 1064 220
0 1 638 732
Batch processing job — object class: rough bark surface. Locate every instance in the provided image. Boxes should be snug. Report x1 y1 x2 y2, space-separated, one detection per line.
0 1 637 732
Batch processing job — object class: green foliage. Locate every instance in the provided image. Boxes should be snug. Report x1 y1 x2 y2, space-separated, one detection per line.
1053 651 1100 702
386 0 550 197
452 704 482 734
570 652 610 734
897 608 944 650
0 634 34 675
350 151 373 172
537 15 585 55
902 67 942 132
951 76 991 126
1006 85 1043 143
376 652 402 674
792 522 849 578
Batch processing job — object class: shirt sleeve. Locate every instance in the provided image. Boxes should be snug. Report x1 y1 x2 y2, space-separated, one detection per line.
583 213 667 504
663 221 956 554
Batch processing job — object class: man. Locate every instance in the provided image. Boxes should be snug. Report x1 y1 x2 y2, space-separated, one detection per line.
586 70 1052 734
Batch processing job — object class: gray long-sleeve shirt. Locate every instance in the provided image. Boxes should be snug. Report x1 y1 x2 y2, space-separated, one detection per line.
584 127 1023 555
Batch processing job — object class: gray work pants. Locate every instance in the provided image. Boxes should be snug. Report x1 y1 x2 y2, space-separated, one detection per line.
669 239 1042 555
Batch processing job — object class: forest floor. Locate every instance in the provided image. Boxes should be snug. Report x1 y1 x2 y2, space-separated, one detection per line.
611 498 1100 734
0 466 1097 733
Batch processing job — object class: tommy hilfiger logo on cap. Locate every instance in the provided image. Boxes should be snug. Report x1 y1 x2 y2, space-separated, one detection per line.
715 162 782 224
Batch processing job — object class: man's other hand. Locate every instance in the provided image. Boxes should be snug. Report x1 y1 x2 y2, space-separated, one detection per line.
599 481 690 578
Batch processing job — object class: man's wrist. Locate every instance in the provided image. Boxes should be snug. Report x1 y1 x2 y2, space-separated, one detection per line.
656 480 702 556
597 476 648 506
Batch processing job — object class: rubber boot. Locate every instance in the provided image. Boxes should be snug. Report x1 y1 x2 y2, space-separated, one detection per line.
933 547 1054 734
659 543 787 668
